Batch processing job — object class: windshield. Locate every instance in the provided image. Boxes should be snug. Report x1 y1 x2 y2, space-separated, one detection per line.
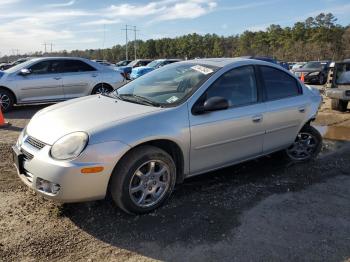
5 59 34 73
147 60 163 68
113 62 219 106
302 61 326 69
127 60 138 67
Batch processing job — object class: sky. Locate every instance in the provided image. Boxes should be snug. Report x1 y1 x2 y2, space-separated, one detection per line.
0 0 349 56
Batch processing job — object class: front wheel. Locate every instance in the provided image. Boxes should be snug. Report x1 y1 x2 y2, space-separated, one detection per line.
331 99 348 112
284 125 322 162
109 146 176 214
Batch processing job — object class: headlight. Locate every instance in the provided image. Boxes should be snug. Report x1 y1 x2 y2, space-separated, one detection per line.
16 127 26 147
308 71 320 76
50 132 88 160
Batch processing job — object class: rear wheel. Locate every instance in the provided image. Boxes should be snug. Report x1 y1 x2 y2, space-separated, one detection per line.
331 99 348 112
284 125 322 162
91 84 113 95
109 146 176 214
318 74 325 85
0 88 15 113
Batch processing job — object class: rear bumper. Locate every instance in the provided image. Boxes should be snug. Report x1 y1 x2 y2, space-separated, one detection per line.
326 88 350 101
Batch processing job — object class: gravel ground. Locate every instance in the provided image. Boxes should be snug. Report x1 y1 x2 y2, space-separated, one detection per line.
0 93 350 262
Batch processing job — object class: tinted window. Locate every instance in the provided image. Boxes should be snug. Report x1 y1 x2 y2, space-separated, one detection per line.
28 60 61 75
205 66 258 107
61 60 96 73
260 66 300 100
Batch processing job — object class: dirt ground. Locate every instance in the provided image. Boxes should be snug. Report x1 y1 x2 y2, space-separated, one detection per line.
1 90 350 262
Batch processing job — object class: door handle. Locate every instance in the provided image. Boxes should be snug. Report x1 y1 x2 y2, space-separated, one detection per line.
298 106 306 113
252 115 263 123
53 77 61 80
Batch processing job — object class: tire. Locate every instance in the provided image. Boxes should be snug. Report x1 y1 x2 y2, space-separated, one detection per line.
283 125 322 162
91 84 113 95
318 74 325 85
331 99 348 112
109 145 176 214
0 88 15 113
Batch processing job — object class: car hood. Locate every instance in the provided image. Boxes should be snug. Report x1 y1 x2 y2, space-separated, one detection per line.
294 68 321 73
26 95 162 145
132 66 153 73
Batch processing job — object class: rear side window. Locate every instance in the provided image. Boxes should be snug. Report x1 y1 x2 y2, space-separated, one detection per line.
205 66 258 108
260 66 300 100
61 60 96 73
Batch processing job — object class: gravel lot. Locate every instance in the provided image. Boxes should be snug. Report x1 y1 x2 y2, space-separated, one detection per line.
0 91 350 262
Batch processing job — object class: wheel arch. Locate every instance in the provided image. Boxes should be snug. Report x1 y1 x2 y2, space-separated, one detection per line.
111 138 185 185
0 86 17 103
91 83 114 94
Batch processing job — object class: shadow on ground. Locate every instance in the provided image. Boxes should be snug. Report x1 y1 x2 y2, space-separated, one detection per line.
62 140 350 260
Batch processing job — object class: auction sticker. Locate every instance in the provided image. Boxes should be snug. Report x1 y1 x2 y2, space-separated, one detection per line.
166 96 179 103
191 65 213 75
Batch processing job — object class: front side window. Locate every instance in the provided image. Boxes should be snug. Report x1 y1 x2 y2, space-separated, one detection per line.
205 66 258 108
260 66 300 101
28 60 61 75
113 62 218 106
336 63 350 84
61 60 96 73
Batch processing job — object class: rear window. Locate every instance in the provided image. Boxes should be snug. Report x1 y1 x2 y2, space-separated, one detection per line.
260 66 301 101
335 63 350 84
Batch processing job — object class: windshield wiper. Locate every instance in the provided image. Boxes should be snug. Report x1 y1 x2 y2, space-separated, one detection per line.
119 94 161 107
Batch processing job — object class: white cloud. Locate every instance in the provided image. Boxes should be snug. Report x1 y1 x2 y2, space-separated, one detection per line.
105 0 217 22
0 0 20 6
81 19 121 26
45 0 75 8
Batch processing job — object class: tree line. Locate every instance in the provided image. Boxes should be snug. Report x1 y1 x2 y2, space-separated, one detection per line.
1 13 350 63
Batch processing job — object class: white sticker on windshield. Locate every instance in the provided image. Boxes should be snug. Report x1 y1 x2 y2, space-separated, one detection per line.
191 65 213 75
166 96 179 103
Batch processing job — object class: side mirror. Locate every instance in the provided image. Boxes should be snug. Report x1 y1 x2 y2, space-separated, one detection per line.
192 96 229 115
19 68 31 76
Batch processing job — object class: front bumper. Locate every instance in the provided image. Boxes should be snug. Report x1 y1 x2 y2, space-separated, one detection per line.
13 139 130 202
326 88 350 101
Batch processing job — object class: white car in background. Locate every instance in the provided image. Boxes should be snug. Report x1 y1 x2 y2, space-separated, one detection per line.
0 57 124 112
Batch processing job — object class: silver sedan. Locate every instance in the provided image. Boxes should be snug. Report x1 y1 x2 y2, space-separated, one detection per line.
0 57 124 112
13 58 322 214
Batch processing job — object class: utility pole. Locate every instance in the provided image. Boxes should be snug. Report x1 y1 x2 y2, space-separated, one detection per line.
121 25 129 60
43 42 54 53
134 26 137 60
121 25 140 60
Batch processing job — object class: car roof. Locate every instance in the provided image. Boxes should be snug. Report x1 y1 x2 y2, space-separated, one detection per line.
183 57 263 68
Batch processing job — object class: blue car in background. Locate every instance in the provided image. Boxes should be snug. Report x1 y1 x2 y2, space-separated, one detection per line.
130 59 181 80
117 59 152 79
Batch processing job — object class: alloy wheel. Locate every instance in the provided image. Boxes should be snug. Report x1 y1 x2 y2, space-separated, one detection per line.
0 93 10 111
286 132 318 161
129 160 171 208
95 86 111 94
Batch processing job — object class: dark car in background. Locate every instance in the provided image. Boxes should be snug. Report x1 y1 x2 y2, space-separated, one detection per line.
293 61 330 85
117 59 152 79
0 58 32 71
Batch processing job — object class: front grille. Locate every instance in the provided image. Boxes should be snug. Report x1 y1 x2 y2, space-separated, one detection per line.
21 148 34 160
25 136 46 150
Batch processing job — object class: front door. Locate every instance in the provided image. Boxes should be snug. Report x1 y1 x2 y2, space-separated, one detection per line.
16 60 64 103
189 66 265 175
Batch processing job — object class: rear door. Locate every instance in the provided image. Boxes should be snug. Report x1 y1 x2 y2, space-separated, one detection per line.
16 60 64 102
259 66 309 152
60 59 98 99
